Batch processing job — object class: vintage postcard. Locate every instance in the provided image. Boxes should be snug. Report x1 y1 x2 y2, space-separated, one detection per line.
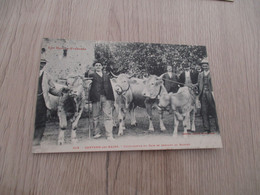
32 38 222 153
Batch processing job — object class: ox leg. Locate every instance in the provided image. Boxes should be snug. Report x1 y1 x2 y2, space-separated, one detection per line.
173 114 178 137
58 107 67 145
130 108 137 126
158 109 166 131
145 102 154 131
112 105 119 127
183 113 190 138
71 130 77 144
71 107 84 144
118 108 126 136
113 118 117 128
148 118 154 131
70 113 77 124
186 113 191 130
71 114 79 130
191 109 196 132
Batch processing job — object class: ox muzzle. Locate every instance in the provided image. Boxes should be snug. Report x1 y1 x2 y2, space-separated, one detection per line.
114 85 123 95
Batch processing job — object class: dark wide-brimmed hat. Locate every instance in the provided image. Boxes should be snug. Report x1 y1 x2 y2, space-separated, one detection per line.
92 60 103 66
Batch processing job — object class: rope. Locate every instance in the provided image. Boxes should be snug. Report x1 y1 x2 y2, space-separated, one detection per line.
161 77 197 88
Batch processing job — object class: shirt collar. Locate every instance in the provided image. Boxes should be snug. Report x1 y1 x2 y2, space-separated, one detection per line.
204 71 210 76
185 71 190 77
96 71 103 77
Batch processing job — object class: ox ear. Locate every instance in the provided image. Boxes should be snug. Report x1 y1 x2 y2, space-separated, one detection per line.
111 78 117 83
83 80 92 88
156 79 163 85
129 79 137 84
127 73 135 79
86 80 92 86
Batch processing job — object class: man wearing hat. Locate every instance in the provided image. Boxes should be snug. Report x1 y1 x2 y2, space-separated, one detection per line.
198 59 219 133
159 65 179 93
88 61 115 141
178 61 198 86
34 56 66 146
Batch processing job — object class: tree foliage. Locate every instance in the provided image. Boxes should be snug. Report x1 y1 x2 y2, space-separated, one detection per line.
94 42 207 77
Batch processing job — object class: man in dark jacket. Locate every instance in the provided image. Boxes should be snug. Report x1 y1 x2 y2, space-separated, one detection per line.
198 60 219 133
88 61 115 140
160 65 179 93
34 62 65 146
178 62 198 86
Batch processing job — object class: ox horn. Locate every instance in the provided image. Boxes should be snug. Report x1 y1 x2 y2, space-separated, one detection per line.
58 77 67 81
110 71 119 78
127 73 135 78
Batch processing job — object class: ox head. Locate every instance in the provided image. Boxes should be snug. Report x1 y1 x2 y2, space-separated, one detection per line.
111 73 134 95
192 85 199 96
158 93 171 108
65 76 92 98
142 75 164 99
187 84 199 97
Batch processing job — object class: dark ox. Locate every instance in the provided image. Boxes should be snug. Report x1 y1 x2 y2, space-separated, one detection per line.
48 76 92 145
158 86 198 136
111 73 164 135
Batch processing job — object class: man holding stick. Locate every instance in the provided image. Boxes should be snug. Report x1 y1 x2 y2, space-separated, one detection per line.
88 61 115 141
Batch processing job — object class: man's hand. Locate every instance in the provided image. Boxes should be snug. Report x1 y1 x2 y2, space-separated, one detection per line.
49 86 69 96
59 86 70 96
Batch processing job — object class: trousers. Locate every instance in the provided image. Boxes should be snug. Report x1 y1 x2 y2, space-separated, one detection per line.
34 94 47 143
200 90 219 132
92 95 113 138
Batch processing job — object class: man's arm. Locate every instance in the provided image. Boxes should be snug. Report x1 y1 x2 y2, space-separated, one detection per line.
178 72 185 87
197 73 203 97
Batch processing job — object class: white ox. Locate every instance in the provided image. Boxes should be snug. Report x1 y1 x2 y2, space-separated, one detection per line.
142 75 170 131
48 76 92 144
158 86 198 136
111 73 166 135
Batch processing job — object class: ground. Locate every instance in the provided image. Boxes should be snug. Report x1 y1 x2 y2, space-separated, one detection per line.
40 107 219 146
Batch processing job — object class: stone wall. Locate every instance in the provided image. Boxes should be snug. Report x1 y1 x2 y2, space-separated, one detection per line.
41 38 95 80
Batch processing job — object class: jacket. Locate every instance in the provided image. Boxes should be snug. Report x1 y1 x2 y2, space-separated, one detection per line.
178 71 198 86
197 71 213 98
161 73 179 93
89 72 115 102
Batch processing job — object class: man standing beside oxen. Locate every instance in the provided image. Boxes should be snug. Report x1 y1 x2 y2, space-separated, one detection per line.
198 59 219 133
160 65 179 93
88 61 115 141
179 61 201 116
179 61 199 87
33 57 67 146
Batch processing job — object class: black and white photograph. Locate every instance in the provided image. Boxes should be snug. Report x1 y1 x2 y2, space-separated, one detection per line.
32 38 222 153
